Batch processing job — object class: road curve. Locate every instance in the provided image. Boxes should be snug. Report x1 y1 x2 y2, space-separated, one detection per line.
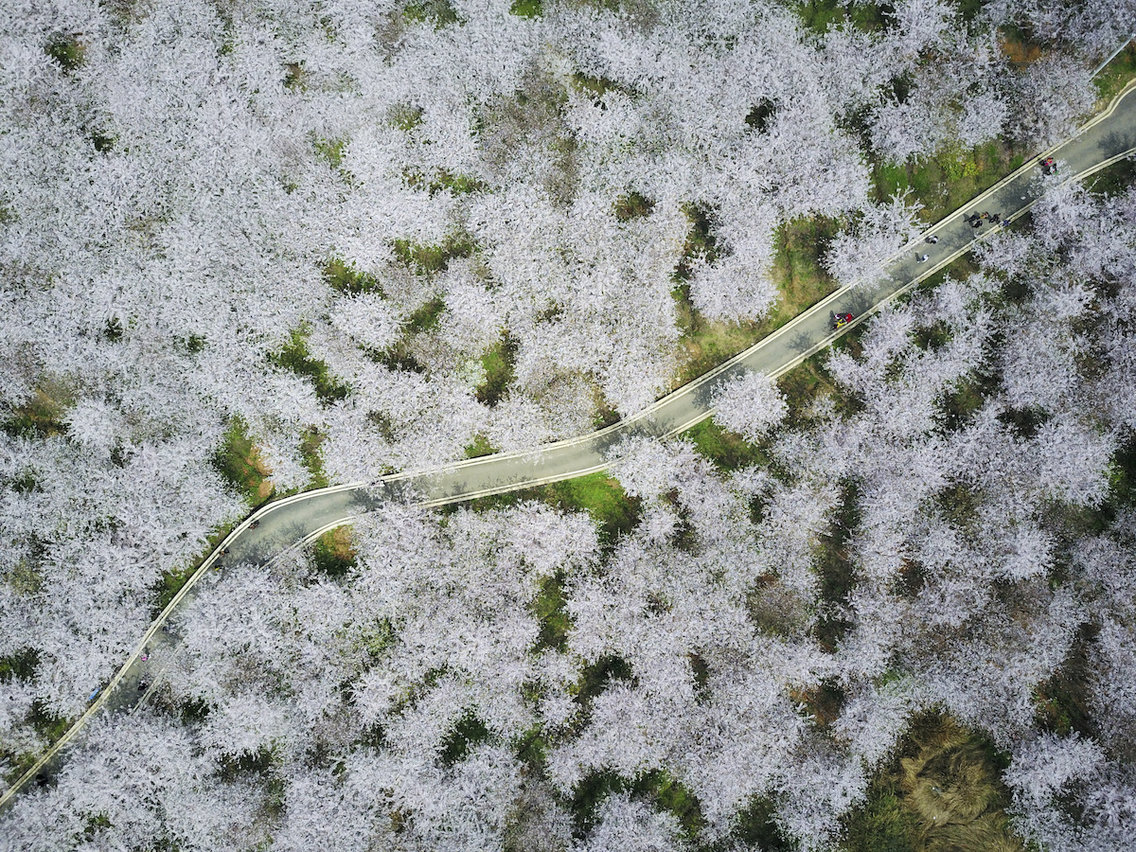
2 79 1135 813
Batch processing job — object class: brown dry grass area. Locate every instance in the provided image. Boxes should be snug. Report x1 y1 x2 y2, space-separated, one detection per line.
897 717 1023 852
320 525 357 562
1000 36 1043 68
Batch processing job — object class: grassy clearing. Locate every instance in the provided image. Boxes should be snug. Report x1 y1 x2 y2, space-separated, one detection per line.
682 418 768 472
509 0 543 16
461 471 641 553
212 417 274 503
813 480 861 651
791 0 889 35
463 434 498 458
392 235 475 277
841 714 1023 852
872 140 1025 225
310 526 356 579
44 33 84 71
323 257 385 297
671 216 839 389
269 327 351 405
404 0 460 28
298 427 329 488
1093 40 1136 105
568 769 705 840
2 384 70 441
475 335 517 406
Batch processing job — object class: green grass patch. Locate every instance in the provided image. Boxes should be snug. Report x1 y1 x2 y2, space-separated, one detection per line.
440 711 491 764
568 768 705 840
404 0 460 27
323 257 385 297
310 526 356 578
1093 40 1136 104
389 102 425 131
313 136 347 170
212 417 274 503
45 33 84 71
792 0 891 36
406 296 445 333
392 235 475 276
840 713 1022 852
613 191 654 221
571 72 624 102
682 417 768 472
814 479 860 652
298 426 329 488
475 335 517 406
0 648 38 681
509 0 543 16
2 385 70 441
151 517 240 616
464 434 498 458
269 327 351 404
872 141 1026 224
532 571 570 651
461 472 641 552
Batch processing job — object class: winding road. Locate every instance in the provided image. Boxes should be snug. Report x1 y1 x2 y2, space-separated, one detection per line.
3 79 1136 813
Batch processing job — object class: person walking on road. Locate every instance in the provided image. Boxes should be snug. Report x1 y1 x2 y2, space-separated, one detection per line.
925 235 939 244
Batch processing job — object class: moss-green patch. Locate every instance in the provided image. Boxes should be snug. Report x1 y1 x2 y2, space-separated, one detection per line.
392 235 475 276
570 72 625 103
390 102 425 132
283 62 306 91
2 385 70 440
310 526 356 578
464 434 498 458
509 0 543 16
872 140 1025 225
776 328 864 430
439 711 490 765
212 417 274 503
475 335 517 406
269 327 351 404
152 560 198 615
0 648 38 682
568 767 705 839
532 571 570 651
323 257 385 297
298 426 329 488
792 0 891 36
814 479 860 651
1032 624 1097 738
313 136 347 170
613 191 654 221
1093 40 1136 104
841 713 1022 852
406 296 445 333
682 417 768 472
45 33 84 71
404 0 460 27
462 473 641 552
934 368 1000 433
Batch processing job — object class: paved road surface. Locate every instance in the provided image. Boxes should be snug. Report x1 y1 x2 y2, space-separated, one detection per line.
2 80 1135 813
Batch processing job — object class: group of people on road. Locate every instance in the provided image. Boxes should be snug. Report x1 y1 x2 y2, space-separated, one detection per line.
1041 156 1058 175
966 210 1001 228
